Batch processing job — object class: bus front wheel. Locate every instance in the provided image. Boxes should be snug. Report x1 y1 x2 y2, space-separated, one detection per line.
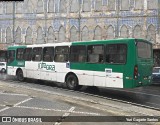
17 69 25 82
66 74 80 90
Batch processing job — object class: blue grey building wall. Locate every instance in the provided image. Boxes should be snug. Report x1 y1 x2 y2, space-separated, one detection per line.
0 0 158 49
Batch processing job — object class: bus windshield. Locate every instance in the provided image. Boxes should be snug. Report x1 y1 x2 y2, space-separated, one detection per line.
136 40 152 59
7 50 15 63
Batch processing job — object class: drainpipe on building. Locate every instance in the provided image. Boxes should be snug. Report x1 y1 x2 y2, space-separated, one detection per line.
116 0 120 38
78 0 81 41
12 1 15 45
44 0 47 43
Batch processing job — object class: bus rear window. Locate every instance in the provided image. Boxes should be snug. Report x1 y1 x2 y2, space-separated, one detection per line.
137 41 151 58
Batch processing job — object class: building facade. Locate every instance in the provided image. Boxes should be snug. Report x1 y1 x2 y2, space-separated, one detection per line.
0 0 159 65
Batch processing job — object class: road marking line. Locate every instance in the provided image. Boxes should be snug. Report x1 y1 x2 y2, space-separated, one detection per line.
14 98 33 107
0 98 32 113
0 92 28 97
54 107 75 125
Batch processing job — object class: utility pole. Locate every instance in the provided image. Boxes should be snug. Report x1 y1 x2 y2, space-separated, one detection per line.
12 1 15 45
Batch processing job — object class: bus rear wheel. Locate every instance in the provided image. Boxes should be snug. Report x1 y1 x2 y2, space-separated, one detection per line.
17 69 25 82
66 74 81 90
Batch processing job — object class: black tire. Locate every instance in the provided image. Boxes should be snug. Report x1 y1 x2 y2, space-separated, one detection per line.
17 69 25 81
66 74 81 90
1 68 6 73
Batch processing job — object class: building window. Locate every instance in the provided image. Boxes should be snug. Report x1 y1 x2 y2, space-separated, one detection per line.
147 0 158 10
87 45 104 63
6 2 13 14
108 0 115 11
36 27 45 44
37 0 43 13
70 26 78 42
82 0 91 12
147 24 156 44
26 0 33 13
48 0 54 13
82 26 89 41
121 0 129 10
133 25 143 38
54 46 69 62
95 0 102 11
16 2 22 13
59 0 66 13
135 0 143 10
43 47 54 62
106 25 114 39
106 44 127 64
70 0 79 13
6 27 12 44
94 26 102 40
59 26 65 42
25 27 33 45
15 27 21 44
120 25 129 38
32 47 42 61
0 3 3 14
70 45 86 62
48 27 56 43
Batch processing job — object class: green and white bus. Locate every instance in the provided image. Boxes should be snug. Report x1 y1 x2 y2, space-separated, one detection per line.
7 38 153 89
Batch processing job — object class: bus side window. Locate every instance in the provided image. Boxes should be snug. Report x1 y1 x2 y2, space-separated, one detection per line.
106 44 127 64
16 48 24 60
24 48 32 61
7 50 15 63
43 47 54 62
87 45 104 63
54 46 69 62
32 47 42 61
70 45 86 62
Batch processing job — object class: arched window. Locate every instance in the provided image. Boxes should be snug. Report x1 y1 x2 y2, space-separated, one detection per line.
82 26 89 41
95 0 102 11
16 2 22 13
15 27 21 44
147 0 158 9
133 25 143 38
70 0 79 13
94 26 101 40
48 0 54 13
26 0 33 13
37 0 43 13
25 27 32 44
6 2 13 14
0 3 3 14
59 26 65 42
106 25 114 39
6 27 12 44
108 0 115 10
59 0 66 13
70 26 78 42
83 0 91 12
147 24 156 43
47 26 56 43
121 0 129 10
135 0 143 10
120 25 129 38
36 27 45 44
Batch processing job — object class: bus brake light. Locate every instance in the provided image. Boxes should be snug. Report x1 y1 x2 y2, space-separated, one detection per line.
134 65 138 79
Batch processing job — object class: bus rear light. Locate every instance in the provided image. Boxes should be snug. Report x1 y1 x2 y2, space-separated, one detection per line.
134 65 138 79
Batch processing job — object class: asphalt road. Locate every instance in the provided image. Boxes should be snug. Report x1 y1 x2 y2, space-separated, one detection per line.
0 73 159 125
